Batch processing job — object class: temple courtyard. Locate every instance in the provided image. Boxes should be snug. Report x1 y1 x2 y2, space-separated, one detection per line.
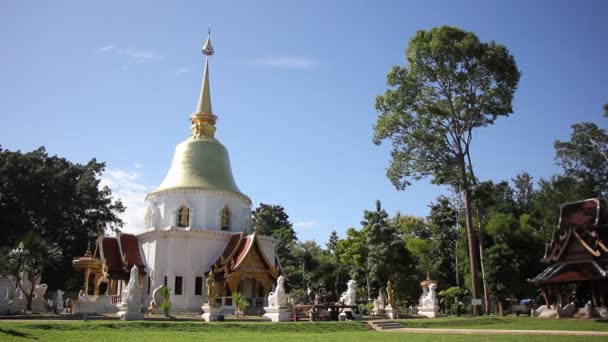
1 316 608 341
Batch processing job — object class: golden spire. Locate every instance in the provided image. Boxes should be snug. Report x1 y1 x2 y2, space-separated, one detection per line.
191 26 218 140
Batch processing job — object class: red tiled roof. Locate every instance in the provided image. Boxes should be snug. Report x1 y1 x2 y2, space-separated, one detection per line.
120 233 146 269
234 236 254 267
95 234 146 279
100 237 123 275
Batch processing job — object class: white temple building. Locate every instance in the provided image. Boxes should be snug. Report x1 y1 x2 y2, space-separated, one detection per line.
75 31 282 313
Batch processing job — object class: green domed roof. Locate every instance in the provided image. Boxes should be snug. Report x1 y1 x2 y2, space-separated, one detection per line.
148 137 248 200
149 31 248 202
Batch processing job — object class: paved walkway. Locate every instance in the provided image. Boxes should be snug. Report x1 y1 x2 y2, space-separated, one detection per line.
366 321 608 336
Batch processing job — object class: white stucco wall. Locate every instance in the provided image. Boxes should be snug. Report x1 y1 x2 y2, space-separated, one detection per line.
145 190 252 233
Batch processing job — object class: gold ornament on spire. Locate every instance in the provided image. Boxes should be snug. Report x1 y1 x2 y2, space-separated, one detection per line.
191 26 218 140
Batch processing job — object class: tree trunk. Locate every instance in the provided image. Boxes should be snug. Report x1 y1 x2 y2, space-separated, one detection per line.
457 152 480 316
467 151 490 315
366 271 371 301
498 300 504 316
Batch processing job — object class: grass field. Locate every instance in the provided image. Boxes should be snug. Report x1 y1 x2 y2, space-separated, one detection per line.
0 319 607 342
394 316 608 331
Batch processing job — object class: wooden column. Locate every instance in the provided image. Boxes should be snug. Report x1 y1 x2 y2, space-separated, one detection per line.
540 285 551 309
84 268 91 295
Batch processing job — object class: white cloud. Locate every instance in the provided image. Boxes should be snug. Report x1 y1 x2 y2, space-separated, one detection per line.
99 168 153 235
96 44 164 65
293 220 319 230
244 57 319 70
175 68 192 75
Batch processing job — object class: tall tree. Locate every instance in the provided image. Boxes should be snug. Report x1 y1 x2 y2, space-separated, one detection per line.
554 122 608 197
374 26 520 313
0 146 124 291
363 200 413 301
252 203 297 265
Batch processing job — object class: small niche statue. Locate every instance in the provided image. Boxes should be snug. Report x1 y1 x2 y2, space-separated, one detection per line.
268 275 287 308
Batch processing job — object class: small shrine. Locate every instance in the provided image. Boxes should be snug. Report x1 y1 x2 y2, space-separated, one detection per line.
417 274 440 318
211 230 283 309
529 197 608 318
72 233 146 298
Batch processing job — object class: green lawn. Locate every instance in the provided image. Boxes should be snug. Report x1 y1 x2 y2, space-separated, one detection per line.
0 320 606 342
395 315 608 331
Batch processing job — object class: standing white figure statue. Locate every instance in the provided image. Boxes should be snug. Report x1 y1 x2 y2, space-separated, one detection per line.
267 275 287 307
116 265 144 320
121 265 141 306
339 279 357 306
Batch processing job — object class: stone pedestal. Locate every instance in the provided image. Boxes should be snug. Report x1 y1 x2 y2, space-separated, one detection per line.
201 304 221 322
263 306 290 322
31 298 46 312
75 299 98 314
117 303 144 321
417 306 440 318
9 297 26 314
0 298 8 315
96 295 117 314
385 305 398 319
372 308 385 316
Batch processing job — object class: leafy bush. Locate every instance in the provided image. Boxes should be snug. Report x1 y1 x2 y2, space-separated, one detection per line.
159 285 171 317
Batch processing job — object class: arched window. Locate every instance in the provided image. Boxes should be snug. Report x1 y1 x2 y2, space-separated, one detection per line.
220 206 230 230
177 205 189 227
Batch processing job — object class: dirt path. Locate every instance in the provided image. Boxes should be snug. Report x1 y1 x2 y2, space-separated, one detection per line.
381 327 608 336
366 321 608 336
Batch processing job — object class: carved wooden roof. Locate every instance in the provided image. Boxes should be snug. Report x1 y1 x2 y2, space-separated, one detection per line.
530 197 608 286
543 198 608 263
213 230 279 280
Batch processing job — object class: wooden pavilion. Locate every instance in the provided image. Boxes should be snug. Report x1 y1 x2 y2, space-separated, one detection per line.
529 198 608 309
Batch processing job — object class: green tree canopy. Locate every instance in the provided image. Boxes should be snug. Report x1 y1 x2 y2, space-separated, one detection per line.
0 146 124 291
252 203 297 266
554 122 608 197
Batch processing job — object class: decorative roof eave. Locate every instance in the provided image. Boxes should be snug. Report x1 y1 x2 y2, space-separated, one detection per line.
529 259 608 285
145 187 252 205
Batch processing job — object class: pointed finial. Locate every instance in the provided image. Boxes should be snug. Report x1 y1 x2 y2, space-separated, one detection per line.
202 25 214 57
191 28 218 139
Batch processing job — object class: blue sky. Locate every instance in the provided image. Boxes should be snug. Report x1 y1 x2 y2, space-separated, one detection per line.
1 0 607 243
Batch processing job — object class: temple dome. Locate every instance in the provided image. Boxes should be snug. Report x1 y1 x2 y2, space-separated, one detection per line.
147 137 248 200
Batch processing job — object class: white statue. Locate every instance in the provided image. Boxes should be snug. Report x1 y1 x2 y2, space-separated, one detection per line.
18 270 32 298
268 275 287 308
121 265 141 306
377 287 385 309
421 283 437 308
33 284 48 299
339 280 357 306
55 290 63 308
418 285 428 307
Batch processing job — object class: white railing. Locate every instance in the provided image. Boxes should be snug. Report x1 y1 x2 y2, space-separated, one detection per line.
111 295 122 305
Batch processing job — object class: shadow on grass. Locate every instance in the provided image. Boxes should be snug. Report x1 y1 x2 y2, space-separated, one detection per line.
0 327 38 339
